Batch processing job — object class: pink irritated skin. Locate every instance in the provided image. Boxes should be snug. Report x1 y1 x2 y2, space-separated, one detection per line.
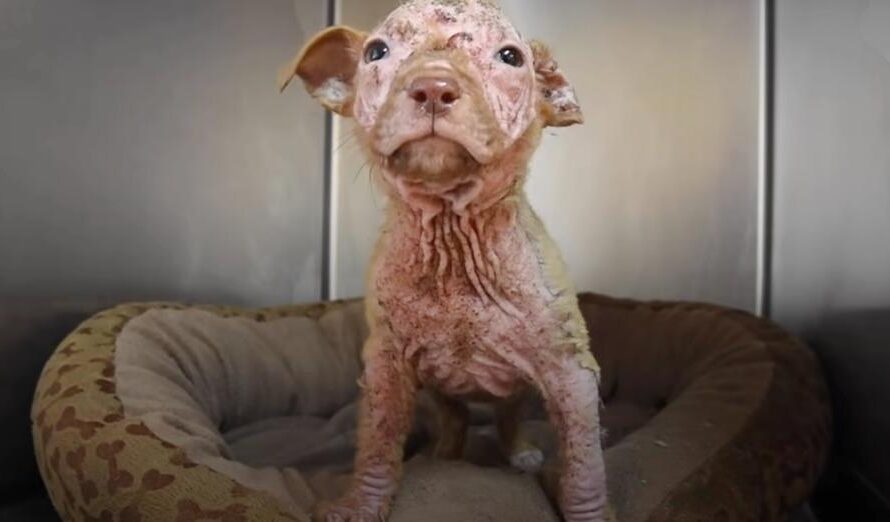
355 0 537 158
282 1 605 521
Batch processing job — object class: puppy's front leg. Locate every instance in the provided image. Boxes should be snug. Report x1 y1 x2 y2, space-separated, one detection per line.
538 352 608 522
317 335 417 522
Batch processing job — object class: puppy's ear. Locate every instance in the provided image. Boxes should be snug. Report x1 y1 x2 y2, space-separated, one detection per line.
278 26 367 117
530 40 584 127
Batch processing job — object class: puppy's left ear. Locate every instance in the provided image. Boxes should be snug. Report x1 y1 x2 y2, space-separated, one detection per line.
530 40 584 127
278 26 367 117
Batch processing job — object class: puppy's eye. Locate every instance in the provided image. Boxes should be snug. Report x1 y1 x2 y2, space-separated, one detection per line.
496 46 524 67
364 40 390 63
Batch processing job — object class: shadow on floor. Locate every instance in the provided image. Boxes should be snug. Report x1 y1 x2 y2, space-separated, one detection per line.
805 309 890 521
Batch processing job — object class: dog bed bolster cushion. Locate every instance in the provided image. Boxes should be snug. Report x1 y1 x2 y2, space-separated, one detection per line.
31 295 830 521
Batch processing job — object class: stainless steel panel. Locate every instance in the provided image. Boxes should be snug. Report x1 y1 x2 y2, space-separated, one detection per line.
773 0 890 331
0 0 328 305
332 0 761 310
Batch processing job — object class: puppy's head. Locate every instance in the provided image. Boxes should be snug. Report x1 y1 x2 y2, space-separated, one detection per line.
281 0 582 202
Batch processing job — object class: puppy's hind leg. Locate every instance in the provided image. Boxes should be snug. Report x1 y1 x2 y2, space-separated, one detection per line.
430 390 469 460
496 391 544 473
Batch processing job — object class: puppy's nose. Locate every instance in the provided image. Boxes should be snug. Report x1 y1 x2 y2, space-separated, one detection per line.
407 76 462 114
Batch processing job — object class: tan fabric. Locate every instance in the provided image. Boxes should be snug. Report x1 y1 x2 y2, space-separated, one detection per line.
114 304 366 516
31 295 831 522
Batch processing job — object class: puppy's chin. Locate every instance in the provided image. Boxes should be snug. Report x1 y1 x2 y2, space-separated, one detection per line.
388 137 481 182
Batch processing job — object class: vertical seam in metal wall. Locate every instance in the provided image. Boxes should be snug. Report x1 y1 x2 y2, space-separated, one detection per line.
320 0 337 301
756 0 776 317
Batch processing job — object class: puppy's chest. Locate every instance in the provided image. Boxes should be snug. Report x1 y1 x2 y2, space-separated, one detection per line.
373 221 555 396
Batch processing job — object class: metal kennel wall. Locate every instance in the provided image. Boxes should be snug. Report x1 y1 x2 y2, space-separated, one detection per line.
0 0 330 305
328 0 765 313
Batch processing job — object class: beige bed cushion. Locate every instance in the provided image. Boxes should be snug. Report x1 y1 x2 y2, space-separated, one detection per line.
31 295 830 521
113 304 364 515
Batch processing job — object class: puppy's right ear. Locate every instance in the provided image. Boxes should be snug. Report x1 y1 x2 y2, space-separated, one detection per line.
278 26 367 117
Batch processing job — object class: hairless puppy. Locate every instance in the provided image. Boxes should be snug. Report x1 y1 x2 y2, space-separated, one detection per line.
280 1 607 520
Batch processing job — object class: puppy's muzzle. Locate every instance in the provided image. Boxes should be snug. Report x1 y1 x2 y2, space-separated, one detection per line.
375 55 501 166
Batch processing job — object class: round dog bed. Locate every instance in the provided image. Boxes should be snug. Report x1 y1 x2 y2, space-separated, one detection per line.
31 294 830 521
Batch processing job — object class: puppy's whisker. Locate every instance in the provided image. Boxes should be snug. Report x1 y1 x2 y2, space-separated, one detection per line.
353 160 370 183
336 133 360 153
367 164 384 208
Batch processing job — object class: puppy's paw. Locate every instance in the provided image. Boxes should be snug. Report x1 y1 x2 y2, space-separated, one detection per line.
559 483 610 522
559 505 609 522
314 497 388 522
509 446 544 473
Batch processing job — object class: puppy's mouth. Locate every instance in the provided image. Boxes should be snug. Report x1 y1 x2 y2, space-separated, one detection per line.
387 135 482 182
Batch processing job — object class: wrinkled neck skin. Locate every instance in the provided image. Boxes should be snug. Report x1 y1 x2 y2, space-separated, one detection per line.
382 161 527 304
367 122 568 322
